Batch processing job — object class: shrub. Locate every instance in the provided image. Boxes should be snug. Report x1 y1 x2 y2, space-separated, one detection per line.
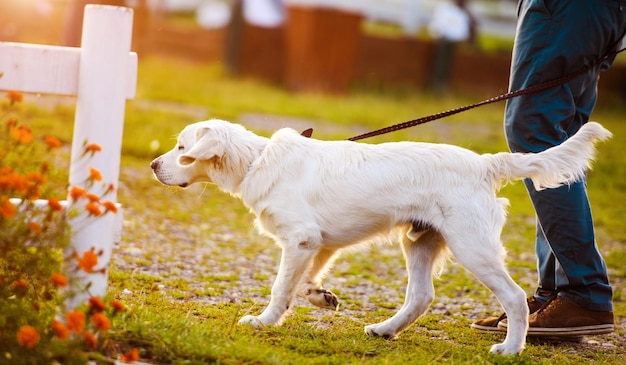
0 91 136 364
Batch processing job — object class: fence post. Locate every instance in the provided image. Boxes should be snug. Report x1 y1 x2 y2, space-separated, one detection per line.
65 5 134 308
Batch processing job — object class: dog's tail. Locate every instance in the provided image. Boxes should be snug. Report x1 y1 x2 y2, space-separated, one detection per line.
483 122 612 191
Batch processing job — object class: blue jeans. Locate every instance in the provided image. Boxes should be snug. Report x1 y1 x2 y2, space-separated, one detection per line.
504 0 626 312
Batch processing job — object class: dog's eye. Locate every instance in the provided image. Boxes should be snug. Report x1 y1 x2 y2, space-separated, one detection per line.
177 145 184 151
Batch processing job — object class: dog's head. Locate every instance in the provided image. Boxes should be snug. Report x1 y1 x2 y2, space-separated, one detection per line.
150 119 268 193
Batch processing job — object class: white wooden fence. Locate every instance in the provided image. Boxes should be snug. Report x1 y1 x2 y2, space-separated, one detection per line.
0 5 137 307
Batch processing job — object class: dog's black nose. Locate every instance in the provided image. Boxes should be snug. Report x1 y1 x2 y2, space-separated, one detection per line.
150 160 159 170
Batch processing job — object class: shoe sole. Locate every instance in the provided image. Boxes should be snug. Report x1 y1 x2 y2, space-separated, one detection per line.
469 324 584 342
529 335 585 343
526 324 614 337
481 322 585 341
470 323 506 333
498 323 614 336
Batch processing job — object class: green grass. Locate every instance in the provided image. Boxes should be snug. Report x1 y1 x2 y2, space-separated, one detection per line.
23 56 626 364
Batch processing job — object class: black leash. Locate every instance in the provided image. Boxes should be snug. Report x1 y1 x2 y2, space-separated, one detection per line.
342 46 626 142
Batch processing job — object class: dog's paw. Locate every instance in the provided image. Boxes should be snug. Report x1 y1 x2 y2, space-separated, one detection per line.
305 289 339 311
238 315 265 327
489 342 523 355
364 324 398 339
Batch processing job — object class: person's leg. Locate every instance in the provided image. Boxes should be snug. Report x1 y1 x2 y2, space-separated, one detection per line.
504 0 623 313
432 39 454 95
532 222 559 302
524 181 612 311
473 0 625 333
525 73 612 310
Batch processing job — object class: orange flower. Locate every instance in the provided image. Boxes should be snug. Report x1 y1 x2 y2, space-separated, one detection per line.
84 143 102 155
6 117 18 128
16 325 39 348
89 167 102 182
0 197 16 219
11 279 28 298
50 273 68 287
82 331 97 349
120 348 140 363
48 197 63 211
66 310 85 333
11 279 28 291
69 186 87 201
11 125 33 144
103 201 118 214
0 171 28 192
77 250 98 273
27 187 41 200
86 193 100 203
28 222 41 234
85 202 102 217
7 90 24 104
27 171 46 185
104 183 116 195
44 135 61 149
88 296 106 313
91 313 111 331
111 300 126 313
51 320 70 339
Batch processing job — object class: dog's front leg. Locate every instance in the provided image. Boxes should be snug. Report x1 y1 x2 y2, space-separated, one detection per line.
239 240 318 326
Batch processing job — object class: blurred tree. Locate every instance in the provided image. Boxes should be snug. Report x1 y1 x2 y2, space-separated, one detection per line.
62 0 127 46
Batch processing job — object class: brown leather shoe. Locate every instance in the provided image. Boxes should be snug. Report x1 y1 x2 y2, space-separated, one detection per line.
470 296 544 332
498 295 614 336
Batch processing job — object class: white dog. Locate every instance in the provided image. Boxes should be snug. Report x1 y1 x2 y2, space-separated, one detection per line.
151 119 611 355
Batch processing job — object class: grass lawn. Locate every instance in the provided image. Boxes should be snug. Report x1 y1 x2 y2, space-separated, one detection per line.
21 56 626 364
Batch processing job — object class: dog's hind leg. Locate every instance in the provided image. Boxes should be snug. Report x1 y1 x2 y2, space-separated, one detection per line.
444 228 528 355
365 227 446 338
298 247 340 310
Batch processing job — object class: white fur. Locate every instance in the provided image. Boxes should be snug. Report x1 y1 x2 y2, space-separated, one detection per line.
151 119 611 355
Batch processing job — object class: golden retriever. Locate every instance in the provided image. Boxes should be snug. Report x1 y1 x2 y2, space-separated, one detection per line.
151 119 611 355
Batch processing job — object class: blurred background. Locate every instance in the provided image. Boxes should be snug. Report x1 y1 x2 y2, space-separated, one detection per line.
2 0 625 99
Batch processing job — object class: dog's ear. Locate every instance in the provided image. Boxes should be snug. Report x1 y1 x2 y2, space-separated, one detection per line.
178 127 224 166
